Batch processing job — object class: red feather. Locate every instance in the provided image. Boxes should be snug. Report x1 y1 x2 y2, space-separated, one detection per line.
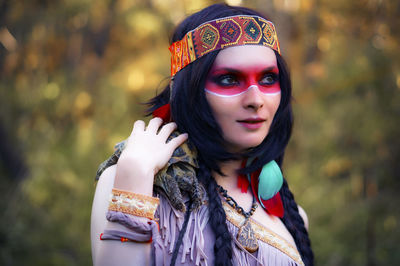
152 103 171 122
237 160 249 193
237 174 249 193
249 168 284 218
260 193 284 218
249 168 261 202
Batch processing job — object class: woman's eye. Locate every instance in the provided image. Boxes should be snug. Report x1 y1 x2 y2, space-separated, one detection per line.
260 73 278 85
217 75 238 86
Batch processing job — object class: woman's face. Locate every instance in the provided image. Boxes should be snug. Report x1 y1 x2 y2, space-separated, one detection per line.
205 45 281 152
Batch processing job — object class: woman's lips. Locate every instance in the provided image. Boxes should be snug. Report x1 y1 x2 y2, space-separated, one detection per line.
237 118 266 129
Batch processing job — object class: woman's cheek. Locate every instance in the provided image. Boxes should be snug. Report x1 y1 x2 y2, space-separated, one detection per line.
259 83 281 95
205 83 249 97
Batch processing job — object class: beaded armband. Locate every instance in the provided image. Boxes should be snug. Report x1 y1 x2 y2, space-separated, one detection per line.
108 188 160 220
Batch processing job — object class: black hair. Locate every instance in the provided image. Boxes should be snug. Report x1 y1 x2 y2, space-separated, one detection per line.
148 3 313 266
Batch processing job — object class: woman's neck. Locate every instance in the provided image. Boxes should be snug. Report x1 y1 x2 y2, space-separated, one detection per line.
213 160 242 191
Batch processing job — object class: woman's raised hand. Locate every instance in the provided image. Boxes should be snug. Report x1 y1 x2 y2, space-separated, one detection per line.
113 117 188 195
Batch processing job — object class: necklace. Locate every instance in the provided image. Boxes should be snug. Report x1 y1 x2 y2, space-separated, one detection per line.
217 185 259 253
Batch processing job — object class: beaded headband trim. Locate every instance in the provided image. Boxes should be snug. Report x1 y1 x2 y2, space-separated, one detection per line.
169 15 281 77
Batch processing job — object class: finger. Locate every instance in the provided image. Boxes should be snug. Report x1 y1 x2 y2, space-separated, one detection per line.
145 117 164 133
131 120 145 136
167 133 188 150
158 122 177 139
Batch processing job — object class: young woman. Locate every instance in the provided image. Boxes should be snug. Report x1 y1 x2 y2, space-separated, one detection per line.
91 4 313 266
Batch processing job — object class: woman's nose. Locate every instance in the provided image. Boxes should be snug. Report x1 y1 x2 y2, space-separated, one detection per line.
242 85 264 110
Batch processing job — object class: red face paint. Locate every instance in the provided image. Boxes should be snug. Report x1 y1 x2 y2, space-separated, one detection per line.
205 66 281 97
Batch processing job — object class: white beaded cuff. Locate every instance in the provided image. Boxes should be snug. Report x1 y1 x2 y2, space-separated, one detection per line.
108 188 160 220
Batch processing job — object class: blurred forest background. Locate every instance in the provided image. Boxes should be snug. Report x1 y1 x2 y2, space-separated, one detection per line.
1 0 399 265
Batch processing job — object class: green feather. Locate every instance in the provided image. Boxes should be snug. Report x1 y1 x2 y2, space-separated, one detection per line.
258 160 283 201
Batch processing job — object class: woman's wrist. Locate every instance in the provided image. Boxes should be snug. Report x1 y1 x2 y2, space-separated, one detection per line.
113 157 155 196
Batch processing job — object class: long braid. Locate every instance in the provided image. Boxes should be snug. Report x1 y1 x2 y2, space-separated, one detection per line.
280 179 314 266
198 163 233 266
170 200 193 266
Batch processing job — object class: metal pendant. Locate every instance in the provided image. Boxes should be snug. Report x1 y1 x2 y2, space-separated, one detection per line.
236 219 259 253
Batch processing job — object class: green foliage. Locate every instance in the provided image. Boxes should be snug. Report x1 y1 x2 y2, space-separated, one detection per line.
1 0 399 265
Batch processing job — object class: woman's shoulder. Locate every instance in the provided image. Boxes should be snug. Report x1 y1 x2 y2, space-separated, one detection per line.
297 205 309 230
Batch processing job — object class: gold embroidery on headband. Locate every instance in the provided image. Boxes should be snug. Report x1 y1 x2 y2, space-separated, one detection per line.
169 15 281 76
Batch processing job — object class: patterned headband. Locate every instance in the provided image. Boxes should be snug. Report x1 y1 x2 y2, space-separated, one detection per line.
169 15 281 77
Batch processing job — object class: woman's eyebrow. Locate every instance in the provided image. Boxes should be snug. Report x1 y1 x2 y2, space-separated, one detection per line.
209 67 241 75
